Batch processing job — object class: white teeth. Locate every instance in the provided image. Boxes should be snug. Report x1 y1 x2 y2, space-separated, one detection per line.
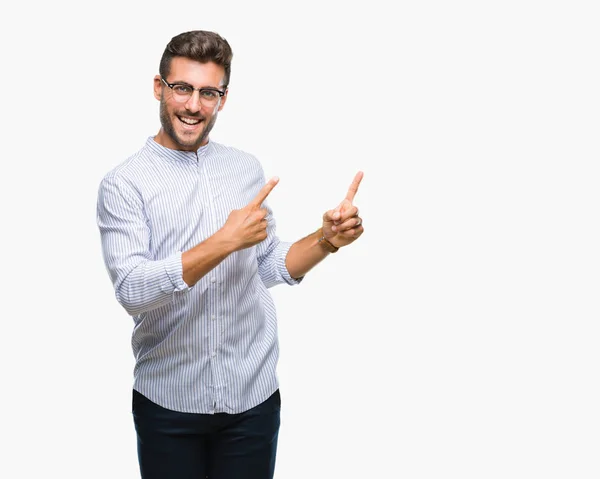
179 117 201 125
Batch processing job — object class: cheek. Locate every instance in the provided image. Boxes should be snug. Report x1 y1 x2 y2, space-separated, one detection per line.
160 97 174 113
203 104 218 116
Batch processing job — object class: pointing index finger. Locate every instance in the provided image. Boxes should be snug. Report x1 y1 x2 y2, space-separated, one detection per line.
345 171 364 203
250 176 279 208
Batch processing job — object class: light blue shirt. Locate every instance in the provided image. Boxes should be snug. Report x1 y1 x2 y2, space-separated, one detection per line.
97 137 300 414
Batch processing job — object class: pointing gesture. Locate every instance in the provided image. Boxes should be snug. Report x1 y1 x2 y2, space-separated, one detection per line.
249 176 279 210
344 170 364 204
219 177 280 252
322 171 364 250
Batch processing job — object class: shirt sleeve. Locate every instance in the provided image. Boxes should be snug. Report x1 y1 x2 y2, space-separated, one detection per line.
254 194 303 288
96 174 190 316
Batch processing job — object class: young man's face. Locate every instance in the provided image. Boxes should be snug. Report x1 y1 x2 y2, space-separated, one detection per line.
153 56 228 151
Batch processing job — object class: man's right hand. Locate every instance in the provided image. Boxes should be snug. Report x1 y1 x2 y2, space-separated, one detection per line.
218 177 280 252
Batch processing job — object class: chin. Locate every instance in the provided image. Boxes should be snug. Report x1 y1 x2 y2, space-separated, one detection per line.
175 131 204 149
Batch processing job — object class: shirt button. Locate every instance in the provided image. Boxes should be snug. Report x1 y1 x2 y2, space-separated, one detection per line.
211 351 217 358
210 277 216 284
211 315 216 321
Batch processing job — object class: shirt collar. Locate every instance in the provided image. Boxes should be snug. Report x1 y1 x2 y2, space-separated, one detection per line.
145 136 211 163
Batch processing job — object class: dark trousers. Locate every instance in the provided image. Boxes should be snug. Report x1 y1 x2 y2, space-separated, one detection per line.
132 389 281 479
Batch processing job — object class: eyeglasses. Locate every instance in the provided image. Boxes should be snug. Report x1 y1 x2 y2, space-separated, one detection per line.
161 77 226 106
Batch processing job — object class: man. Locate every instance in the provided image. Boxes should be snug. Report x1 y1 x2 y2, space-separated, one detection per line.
97 30 364 479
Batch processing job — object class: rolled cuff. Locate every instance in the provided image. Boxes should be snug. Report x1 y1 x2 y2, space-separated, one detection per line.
163 251 191 293
276 241 303 285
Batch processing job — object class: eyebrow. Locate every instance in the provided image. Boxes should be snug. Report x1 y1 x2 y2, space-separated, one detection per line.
170 81 224 90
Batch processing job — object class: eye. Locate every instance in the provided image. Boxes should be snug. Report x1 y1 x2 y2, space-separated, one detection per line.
173 85 193 94
200 90 219 99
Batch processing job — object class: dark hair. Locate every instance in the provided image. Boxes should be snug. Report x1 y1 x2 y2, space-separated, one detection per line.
159 30 233 87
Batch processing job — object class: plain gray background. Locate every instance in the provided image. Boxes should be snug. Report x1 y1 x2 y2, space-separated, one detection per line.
1 1 598 477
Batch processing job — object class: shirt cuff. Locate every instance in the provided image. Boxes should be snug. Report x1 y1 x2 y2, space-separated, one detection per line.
276 241 303 285
163 251 191 293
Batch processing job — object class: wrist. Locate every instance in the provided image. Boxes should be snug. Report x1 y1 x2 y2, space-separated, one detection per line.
316 228 339 253
212 229 239 255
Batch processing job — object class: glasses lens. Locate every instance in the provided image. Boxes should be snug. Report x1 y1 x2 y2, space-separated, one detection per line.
172 85 193 102
198 89 221 106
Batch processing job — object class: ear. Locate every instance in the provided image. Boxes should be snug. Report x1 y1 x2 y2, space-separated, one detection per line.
153 75 163 101
217 88 229 112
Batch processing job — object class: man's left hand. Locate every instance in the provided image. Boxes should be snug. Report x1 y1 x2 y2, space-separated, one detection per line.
322 171 364 249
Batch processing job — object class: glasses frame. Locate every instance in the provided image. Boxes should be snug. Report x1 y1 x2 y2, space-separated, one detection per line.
160 77 226 103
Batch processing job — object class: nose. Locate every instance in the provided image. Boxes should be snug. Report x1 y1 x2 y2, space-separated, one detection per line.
184 90 202 113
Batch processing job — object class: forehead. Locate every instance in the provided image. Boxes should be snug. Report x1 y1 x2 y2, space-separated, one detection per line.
167 57 225 87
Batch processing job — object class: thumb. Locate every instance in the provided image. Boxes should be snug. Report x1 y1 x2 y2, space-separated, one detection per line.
336 199 351 215
323 208 339 223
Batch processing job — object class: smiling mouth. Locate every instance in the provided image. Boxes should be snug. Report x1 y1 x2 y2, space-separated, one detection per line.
178 115 203 127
